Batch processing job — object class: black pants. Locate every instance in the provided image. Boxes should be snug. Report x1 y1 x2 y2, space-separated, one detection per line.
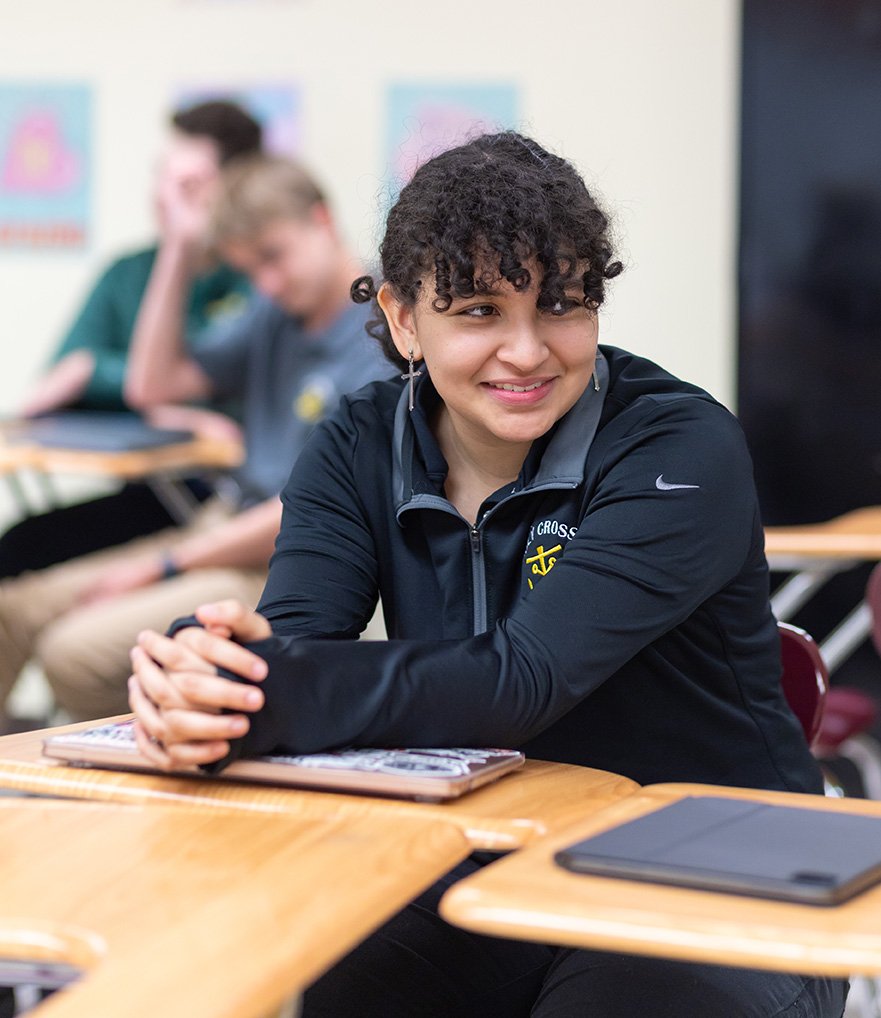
303 857 849 1017
0 480 212 578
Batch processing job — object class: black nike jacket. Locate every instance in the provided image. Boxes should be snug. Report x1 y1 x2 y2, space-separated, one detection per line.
182 345 821 792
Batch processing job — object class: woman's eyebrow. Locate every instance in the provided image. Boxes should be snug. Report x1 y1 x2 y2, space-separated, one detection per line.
448 287 503 301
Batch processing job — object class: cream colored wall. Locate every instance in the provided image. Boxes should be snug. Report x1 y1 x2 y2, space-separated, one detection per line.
0 0 740 412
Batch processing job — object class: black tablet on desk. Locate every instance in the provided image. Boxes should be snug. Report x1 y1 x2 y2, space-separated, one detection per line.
555 795 881 905
7 412 193 452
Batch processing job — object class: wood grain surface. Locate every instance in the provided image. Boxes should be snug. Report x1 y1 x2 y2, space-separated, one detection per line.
0 798 467 1018
0 717 638 851
441 782 881 977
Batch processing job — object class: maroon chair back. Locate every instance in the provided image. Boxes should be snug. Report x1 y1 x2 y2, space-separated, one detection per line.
867 563 881 657
779 621 828 748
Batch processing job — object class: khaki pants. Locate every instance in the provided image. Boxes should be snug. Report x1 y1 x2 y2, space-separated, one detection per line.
0 499 267 722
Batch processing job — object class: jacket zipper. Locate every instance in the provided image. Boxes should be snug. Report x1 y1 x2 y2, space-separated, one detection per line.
399 483 576 638
464 485 576 637
469 526 487 635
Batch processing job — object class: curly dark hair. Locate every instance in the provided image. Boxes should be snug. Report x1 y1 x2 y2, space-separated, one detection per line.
352 131 623 369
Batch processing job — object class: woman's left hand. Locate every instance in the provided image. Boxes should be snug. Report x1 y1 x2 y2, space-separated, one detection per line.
130 603 272 769
130 648 250 770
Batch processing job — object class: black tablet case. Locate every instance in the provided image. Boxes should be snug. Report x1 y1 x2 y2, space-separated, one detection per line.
15 413 193 452
555 795 881 905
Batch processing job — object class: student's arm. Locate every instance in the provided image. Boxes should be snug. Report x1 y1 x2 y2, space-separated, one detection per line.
144 404 243 443
170 497 282 573
19 350 96 417
20 259 125 414
124 174 216 409
78 497 282 606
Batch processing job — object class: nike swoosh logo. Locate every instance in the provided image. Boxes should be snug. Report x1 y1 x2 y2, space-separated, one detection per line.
656 474 700 491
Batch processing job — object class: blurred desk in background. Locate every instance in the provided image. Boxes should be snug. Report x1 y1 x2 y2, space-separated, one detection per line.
0 414 242 524
765 507 881 672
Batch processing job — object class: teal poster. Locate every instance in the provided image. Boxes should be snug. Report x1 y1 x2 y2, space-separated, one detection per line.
0 84 91 249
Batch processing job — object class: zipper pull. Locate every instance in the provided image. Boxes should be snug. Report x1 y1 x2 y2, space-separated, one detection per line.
470 527 481 553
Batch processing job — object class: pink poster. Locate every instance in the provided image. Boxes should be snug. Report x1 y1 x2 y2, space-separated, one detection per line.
0 84 91 249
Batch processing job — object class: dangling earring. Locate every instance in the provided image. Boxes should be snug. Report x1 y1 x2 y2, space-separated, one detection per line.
592 369 601 392
401 348 423 412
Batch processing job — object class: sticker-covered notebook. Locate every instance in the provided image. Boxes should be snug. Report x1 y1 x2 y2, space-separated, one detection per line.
43 720 525 802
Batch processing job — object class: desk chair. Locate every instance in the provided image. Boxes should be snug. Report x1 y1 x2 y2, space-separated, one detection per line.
815 565 881 802
779 621 828 748
777 610 881 800
780 622 881 1017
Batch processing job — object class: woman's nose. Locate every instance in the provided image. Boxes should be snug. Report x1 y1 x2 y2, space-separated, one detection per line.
496 322 549 370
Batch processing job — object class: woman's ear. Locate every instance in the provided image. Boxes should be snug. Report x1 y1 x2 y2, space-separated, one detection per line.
377 283 423 362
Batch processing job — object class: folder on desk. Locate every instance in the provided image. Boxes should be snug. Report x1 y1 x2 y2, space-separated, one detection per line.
7 412 193 452
555 795 881 905
43 720 525 802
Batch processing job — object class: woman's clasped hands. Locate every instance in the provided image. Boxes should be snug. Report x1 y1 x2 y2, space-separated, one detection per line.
128 599 271 770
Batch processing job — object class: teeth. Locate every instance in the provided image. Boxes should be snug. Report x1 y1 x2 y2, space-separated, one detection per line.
492 381 545 392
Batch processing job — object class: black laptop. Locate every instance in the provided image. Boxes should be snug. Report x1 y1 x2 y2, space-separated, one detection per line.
555 795 881 905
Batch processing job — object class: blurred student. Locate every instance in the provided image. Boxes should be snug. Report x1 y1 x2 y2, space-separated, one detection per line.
0 100 262 578
0 154 388 730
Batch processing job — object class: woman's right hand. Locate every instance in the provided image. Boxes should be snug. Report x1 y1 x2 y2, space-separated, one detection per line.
129 601 272 770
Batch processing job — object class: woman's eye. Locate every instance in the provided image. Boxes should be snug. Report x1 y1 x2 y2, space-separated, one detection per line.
460 304 498 318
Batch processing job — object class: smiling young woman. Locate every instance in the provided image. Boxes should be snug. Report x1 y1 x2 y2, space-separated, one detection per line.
128 132 848 1018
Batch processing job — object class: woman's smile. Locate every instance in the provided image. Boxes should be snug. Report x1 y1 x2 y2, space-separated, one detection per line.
482 376 557 405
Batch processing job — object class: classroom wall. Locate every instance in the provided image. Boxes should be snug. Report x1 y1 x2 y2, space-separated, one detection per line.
0 0 740 412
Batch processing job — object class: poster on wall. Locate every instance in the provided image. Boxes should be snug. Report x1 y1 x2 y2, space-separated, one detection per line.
386 83 518 191
175 84 301 155
0 84 91 250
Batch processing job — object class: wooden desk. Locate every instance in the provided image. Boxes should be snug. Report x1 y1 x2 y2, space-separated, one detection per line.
0 434 242 481
765 507 881 672
0 717 638 852
765 506 881 564
0 427 242 523
440 783 881 977
0 798 467 1018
